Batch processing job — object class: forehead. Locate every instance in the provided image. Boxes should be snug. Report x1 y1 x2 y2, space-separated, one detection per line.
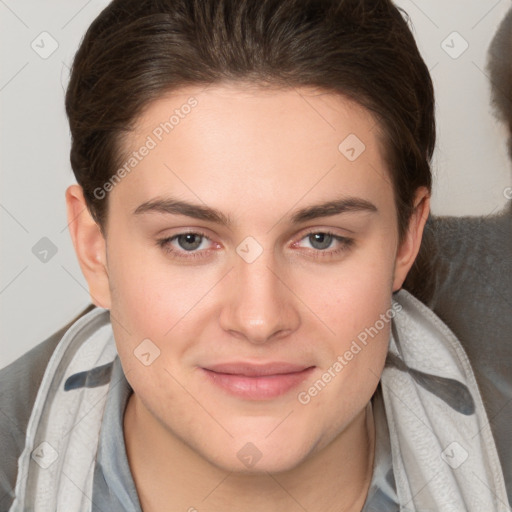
111 82 391 221
129 82 381 150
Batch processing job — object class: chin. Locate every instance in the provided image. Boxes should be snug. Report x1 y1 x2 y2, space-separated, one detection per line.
197 429 317 475
212 450 311 475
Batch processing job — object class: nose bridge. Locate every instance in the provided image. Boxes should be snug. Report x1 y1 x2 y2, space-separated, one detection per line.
220 238 299 343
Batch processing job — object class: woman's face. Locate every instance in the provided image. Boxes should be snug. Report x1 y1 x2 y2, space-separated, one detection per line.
92 83 427 472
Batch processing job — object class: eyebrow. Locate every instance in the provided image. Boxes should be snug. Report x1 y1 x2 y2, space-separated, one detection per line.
133 196 378 227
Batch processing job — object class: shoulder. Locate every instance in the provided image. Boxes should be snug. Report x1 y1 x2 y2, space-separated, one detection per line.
403 207 512 503
404 205 512 306
0 305 96 510
422 207 512 356
404 206 512 354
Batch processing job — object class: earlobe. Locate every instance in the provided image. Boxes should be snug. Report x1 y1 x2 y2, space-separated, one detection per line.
65 184 112 309
392 187 431 292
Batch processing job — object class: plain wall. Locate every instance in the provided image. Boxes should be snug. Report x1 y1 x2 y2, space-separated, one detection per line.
1 0 511 369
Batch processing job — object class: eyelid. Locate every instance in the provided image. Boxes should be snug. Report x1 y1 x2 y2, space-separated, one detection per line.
294 226 352 241
157 226 354 260
291 228 354 252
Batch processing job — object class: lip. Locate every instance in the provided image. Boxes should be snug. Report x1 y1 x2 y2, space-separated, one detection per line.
200 362 315 400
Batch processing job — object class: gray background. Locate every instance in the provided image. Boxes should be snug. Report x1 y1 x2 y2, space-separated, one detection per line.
1 0 511 369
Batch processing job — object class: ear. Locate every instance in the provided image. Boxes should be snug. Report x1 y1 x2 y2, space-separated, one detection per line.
65 184 112 309
392 186 431 292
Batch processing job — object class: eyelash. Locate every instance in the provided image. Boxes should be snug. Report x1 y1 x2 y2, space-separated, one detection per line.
156 229 354 261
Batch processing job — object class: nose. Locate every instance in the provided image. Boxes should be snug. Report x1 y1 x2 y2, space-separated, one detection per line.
219 249 301 345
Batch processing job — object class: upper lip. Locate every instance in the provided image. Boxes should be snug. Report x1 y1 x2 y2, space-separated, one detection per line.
203 362 314 377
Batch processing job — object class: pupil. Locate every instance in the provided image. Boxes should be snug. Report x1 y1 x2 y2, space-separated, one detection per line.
311 233 331 250
180 234 201 250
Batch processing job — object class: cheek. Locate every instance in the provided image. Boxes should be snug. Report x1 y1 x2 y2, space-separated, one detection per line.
296 266 392 443
300 242 395 346
105 238 196 375
315 268 392 392
107 234 212 335
293 241 394 401
107 221 395 364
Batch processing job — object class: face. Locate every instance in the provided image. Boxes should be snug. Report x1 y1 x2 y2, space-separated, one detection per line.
72 82 427 473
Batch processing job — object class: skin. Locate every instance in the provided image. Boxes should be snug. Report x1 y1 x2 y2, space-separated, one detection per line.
66 82 430 511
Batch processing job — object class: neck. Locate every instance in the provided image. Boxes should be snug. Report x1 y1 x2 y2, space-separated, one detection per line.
124 394 375 512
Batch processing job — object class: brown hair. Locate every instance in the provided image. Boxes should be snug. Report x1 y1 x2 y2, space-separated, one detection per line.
65 0 435 245
487 6 512 159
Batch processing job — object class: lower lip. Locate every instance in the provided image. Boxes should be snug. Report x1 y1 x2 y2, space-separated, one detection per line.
201 367 315 400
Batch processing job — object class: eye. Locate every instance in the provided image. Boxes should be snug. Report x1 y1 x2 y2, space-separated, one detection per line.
157 231 215 260
294 230 354 259
157 229 354 261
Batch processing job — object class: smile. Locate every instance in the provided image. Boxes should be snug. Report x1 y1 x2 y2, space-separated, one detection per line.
200 363 316 400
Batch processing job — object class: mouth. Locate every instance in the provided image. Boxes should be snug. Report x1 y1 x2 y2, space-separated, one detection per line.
200 362 316 400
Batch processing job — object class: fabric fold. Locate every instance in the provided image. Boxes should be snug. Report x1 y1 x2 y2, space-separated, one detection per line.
381 290 510 511
9 289 510 511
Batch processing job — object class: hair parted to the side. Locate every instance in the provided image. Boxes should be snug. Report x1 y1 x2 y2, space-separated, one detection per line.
65 0 435 245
